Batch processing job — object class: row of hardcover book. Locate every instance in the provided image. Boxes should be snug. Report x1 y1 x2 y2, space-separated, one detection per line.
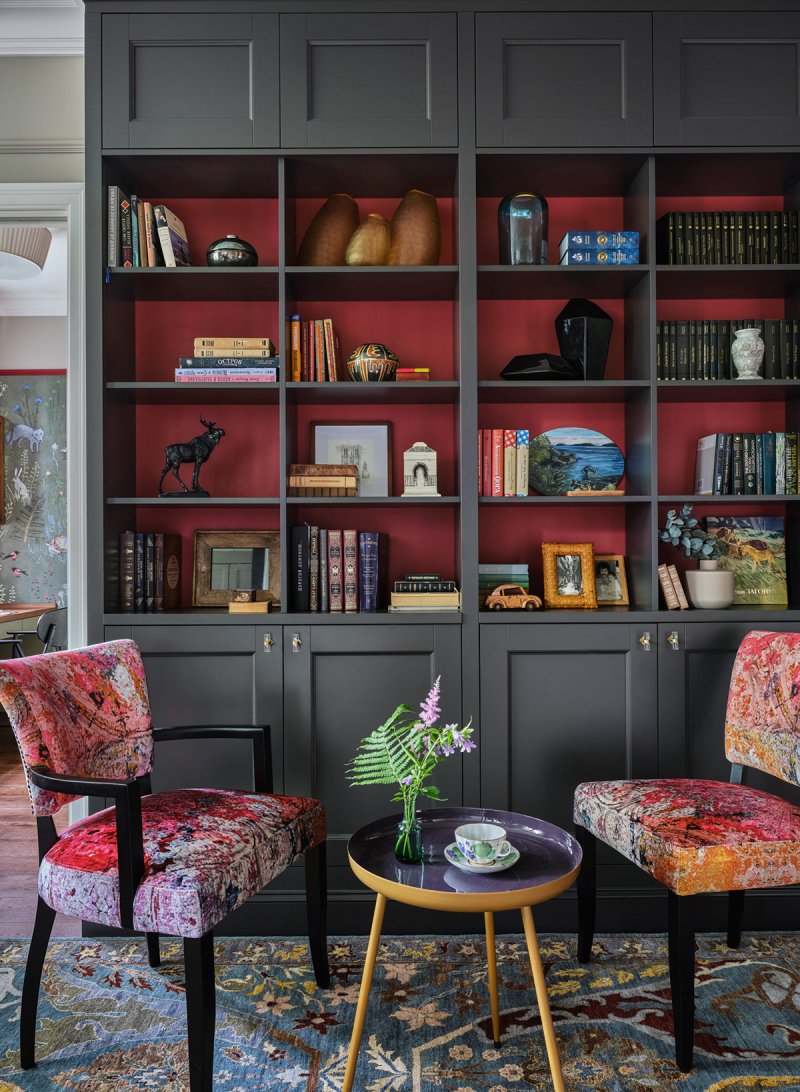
656 210 800 266
290 526 385 612
658 563 690 610
558 229 640 266
288 463 358 497
107 186 189 268
695 432 800 496
478 562 529 606
478 430 529 497
656 319 800 381
288 316 341 382
119 532 181 613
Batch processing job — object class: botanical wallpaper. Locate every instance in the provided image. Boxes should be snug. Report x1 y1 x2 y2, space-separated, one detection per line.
0 372 67 608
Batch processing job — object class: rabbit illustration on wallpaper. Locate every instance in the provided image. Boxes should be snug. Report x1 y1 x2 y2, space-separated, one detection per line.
11 468 30 502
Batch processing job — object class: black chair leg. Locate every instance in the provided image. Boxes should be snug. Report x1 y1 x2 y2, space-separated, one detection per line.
184 932 215 1092
727 890 745 949
146 931 161 968
574 825 596 963
20 896 56 1068
667 891 695 1073
305 841 331 988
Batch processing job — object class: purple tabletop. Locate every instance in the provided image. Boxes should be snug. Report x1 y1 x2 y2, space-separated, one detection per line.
347 808 582 911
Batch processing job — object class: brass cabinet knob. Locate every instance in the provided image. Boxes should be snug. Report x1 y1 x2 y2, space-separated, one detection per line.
639 631 651 652
292 633 302 651
667 631 680 651
263 633 274 650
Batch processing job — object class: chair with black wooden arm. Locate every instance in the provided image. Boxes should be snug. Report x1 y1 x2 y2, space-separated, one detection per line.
574 630 800 1073
0 638 329 1092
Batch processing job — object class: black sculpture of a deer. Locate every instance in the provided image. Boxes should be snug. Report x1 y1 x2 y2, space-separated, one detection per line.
158 417 226 496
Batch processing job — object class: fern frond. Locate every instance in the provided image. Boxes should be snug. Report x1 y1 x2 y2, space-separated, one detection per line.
347 706 420 787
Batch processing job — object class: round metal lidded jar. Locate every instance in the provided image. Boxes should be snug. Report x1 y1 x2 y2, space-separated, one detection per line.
206 234 259 266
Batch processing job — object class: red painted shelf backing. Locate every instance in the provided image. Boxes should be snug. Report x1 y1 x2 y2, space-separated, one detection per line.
478 298 627 381
658 401 788 495
288 504 460 589
655 194 786 220
292 196 455 266
144 196 279 267
284 298 457 381
476 195 632 266
293 401 459 497
656 298 788 322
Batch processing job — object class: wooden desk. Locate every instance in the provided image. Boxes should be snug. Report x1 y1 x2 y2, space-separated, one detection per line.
0 603 56 626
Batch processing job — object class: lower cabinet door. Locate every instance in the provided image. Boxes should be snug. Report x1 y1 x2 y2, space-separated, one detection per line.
480 623 658 890
106 624 283 795
283 624 462 894
658 621 800 805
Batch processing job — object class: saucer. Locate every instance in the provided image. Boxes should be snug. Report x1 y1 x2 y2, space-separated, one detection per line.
444 842 520 875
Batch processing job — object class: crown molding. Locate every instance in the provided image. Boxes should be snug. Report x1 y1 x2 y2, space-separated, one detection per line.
0 139 84 154
0 38 83 55
0 2 81 7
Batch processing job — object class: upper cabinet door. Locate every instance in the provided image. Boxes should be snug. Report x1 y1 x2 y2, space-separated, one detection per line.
476 12 653 147
102 13 279 149
654 13 800 146
280 13 458 147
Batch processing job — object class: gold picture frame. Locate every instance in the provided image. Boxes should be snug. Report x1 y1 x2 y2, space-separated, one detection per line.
542 542 597 609
193 530 281 607
594 553 630 606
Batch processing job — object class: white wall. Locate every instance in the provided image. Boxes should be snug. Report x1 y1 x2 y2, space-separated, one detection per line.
0 316 68 369
0 57 83 183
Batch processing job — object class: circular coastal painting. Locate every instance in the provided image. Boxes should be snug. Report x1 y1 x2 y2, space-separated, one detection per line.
529 426 624 496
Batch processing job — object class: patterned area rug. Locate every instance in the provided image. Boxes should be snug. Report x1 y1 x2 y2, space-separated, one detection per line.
1 933 800 1090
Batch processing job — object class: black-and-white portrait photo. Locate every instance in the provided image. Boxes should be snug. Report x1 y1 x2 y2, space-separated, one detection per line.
595 559 622 601
556 554 583 596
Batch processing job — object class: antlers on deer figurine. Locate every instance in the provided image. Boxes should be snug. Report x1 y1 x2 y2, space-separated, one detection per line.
158 417 226 497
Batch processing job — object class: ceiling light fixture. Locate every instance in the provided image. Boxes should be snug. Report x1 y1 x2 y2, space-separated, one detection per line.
0 227 52 280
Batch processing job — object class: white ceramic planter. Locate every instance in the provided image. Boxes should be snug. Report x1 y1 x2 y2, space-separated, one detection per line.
684 559 735 609
731 327 765 380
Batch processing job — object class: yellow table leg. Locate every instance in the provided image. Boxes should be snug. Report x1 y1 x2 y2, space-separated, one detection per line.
484 911 501 1044
521 905 566 1092
342 892 386 1092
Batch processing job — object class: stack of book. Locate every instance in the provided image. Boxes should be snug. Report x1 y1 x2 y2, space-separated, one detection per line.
695 432 800 496
107 186 191 268
290 526 387 612
559 230 640 266
657 319 799 381
389 574 460 613
656 210 800 265
176 336 278 383
397 368 431 382
658 564 690 611
479 563 529 608
288 463 358 497
478 429 529 497
119 531 181 613
288 315 341 381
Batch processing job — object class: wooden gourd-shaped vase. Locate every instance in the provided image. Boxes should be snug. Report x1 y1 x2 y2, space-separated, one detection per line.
297 193 359 266
388 189 441 266
345 213 391 266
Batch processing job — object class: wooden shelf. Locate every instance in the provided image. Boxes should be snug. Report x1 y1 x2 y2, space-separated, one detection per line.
477 264 649 300
285 265 458 301
106 382 280 404
286 381 459 404
479 380 649 403
105 266 280 301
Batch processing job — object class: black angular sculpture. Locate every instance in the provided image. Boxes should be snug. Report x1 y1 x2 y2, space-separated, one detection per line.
158 417 225 497
500 353 583 381
555 298 613 381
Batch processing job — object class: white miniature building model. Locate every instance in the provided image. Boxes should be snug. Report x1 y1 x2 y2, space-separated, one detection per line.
402 441 440 497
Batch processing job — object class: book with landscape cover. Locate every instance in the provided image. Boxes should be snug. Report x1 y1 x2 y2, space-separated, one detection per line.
706 516 787 605
153 204 190 267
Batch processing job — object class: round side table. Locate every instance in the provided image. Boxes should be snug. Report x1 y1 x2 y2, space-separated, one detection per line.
344 807 581 1092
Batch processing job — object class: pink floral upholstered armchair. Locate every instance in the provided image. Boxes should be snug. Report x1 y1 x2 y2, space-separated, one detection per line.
574 630 800 1074
2 639 329 1092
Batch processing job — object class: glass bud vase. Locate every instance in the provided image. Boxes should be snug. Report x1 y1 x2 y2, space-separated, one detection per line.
394 815 424 863
498 192 549 265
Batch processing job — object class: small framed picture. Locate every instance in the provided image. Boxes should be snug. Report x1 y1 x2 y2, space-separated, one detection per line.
541 542 597 609
594 553 630 606
311 421 392 497
193 530 280 607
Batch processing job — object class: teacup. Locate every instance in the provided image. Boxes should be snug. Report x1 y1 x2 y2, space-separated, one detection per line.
455 822 512 866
